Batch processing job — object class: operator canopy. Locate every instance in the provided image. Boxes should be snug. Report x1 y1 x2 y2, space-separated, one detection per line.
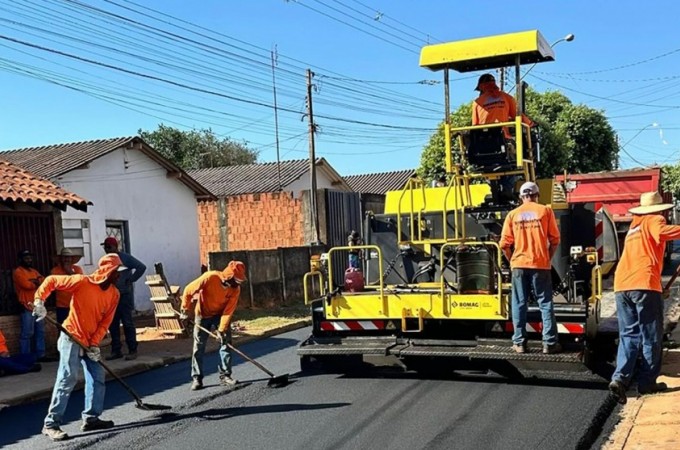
419 30 555 73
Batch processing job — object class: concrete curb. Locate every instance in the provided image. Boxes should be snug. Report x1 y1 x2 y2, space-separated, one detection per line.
0 319 311 410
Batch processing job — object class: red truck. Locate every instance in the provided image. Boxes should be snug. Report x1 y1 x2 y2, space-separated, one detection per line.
555 167 674 260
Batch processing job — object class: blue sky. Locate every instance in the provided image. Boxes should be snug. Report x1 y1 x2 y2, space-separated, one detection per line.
0 0 678 175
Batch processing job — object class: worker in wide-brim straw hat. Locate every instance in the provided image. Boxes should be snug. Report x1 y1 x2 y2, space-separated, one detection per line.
609 191 680 405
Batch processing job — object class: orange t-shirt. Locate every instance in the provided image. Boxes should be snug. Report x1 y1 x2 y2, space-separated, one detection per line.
0 330 8 354
35 275 119 347
50 264 84 308
472 90 533 138
181 271 241 332
614 215 680 292
12 266 44 309
500 202 561 270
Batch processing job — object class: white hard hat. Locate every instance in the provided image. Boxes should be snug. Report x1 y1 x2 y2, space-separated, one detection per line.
519 181 539 196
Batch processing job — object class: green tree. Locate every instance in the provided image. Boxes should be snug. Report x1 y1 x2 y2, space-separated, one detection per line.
417 89 619 181
661 163 680 200
139 124 259 170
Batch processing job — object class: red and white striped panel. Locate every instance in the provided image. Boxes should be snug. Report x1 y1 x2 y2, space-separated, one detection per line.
320 320 385 331
595 203 604 261
504 322 585 334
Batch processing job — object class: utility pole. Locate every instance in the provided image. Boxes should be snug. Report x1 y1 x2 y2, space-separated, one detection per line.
306 69 320 244
498 67 505 91
271 46 282 191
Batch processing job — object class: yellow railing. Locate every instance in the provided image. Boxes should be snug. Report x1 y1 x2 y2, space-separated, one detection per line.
303 271 325 305
396 177 427 244
327 245 384 297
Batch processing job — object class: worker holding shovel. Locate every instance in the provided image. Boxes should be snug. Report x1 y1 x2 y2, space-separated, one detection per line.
180 260 246 391
32 254 126 442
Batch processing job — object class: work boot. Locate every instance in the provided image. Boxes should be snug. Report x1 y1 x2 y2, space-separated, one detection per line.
124 351 138 361
609 380 628 405
81 418 115 432
219 375 238 386
512 344 526 354
190 379 203 391
42 426 69 441
638 382 668 395
105 352 123 361
543 343 562 354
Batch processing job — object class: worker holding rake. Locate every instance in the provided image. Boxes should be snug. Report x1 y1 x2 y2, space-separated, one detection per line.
180 260 246 391
32 253 126 442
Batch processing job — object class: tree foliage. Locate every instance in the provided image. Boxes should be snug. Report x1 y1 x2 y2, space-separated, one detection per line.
139 124 259 170
661 163 680 200
417 89 619 181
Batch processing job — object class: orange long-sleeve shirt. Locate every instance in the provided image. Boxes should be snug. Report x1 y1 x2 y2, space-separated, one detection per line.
12 266 44 309
615 214 680 292
500 202 561 270
181 271 241 332
472 90 533 139
0 330 8 354
35 275 119 347
50 265 84 308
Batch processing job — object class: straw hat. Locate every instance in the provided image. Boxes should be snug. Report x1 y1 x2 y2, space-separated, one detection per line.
629 192 673 215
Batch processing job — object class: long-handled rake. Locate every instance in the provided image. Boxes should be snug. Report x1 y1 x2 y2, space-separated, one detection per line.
173 308 289 388
44 315 172 411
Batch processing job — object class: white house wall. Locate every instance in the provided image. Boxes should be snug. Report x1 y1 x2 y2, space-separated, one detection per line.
56 147 201 311
285 168 342 192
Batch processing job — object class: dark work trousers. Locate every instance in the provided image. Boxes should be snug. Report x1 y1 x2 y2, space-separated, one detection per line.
108 292 137 355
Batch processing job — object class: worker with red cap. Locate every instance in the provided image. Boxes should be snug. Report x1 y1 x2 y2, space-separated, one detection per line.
33 253 126 442
180 260 247 391
101 236 146 361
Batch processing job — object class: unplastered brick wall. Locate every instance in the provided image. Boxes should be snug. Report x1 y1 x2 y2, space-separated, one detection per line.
0 312 59 357
227 192 304 250
197 200 222 266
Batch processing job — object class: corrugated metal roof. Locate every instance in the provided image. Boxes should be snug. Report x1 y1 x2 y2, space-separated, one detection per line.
188 159 323 196
344 169 416 195
0 136 213 198
0 160 90 211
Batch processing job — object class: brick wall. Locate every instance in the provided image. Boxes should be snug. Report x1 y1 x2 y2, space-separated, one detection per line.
0 312 59 357
196 192 305 265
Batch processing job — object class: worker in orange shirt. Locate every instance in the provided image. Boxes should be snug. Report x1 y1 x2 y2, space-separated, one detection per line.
12 250 49 360
472 73 534 200
32 253 126 442
180 260 247 391
499 182 561 354
50 248 84 325
608 192 680 405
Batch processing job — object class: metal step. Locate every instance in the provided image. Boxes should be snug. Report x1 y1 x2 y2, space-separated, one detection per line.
391 343 583 363
298 336 400 356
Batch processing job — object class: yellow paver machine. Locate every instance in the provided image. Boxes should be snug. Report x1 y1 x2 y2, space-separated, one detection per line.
299 30 620 378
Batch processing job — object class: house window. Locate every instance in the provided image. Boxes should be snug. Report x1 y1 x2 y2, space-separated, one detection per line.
105 220 129 252
62 218 92 265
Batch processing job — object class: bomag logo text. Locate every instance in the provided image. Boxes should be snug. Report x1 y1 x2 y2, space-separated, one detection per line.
459 302 479 308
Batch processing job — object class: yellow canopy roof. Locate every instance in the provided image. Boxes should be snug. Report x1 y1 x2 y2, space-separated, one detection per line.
420 30 555 72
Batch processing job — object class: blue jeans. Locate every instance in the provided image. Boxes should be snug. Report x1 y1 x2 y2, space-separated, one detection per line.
191 315 232 380
44 334 106 428
612 290 664 389
20 309 45 357
109 292 137 354
511 268 558 345
0 354 37 375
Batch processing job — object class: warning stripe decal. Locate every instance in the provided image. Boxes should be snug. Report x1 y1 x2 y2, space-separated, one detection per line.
319 320 384 331
504 322 585 334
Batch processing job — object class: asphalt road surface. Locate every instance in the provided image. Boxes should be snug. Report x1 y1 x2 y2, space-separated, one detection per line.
0 327 615 450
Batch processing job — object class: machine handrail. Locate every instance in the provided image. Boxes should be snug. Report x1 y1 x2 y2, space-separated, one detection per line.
327 245 384 298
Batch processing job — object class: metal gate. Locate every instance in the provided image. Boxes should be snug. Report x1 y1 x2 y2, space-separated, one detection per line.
0 212 56 315
324 190 361 287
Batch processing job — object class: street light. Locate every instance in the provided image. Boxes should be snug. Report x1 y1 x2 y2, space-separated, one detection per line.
519 33 575 82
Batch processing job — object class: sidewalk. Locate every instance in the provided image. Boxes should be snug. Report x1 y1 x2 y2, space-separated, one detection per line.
0 315 311 411
602 299 680 449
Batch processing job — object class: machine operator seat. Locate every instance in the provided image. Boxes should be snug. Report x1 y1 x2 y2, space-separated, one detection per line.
463 127 516 172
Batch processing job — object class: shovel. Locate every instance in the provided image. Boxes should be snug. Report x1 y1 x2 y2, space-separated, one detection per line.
43 315 172 411
662 263 680 299
174 308 289 388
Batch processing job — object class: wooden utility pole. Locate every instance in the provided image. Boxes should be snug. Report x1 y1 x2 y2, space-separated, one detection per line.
306 69 320 244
